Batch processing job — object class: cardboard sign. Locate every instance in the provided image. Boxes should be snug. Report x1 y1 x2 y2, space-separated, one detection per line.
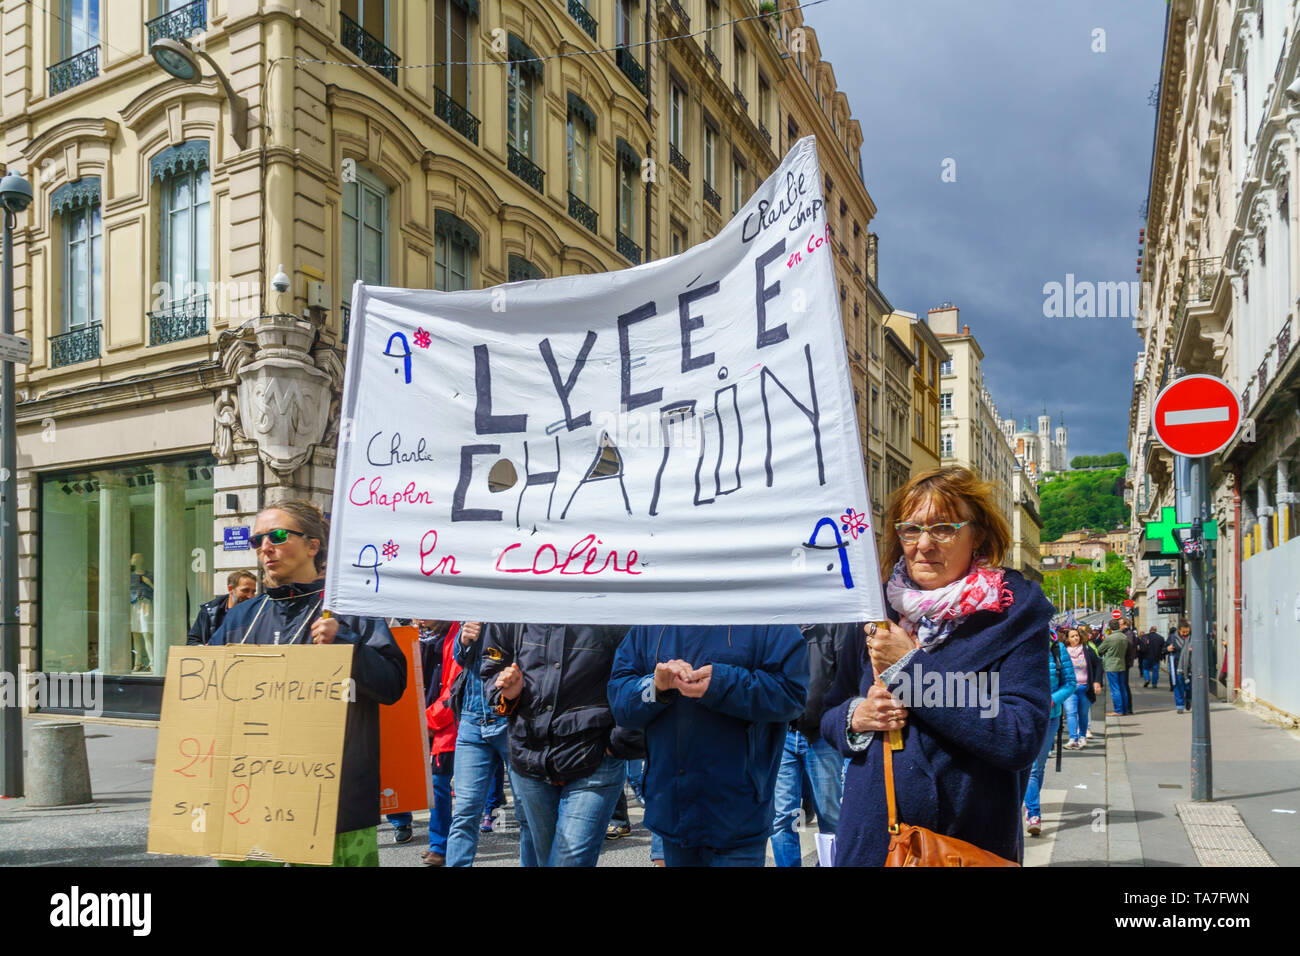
378 626 432 814
147 644 352 865
325 136 883 625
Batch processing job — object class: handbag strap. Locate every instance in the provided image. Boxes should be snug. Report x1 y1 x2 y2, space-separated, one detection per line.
883 726 900 834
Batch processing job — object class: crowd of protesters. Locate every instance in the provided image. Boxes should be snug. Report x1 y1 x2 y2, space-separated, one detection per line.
188 465 1209 867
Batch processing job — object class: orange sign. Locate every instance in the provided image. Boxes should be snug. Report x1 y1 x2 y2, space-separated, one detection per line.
378 626 432 814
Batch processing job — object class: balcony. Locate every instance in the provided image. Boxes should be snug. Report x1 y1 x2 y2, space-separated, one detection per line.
1280 315 1293 363
669 143 690 178
759 121 771 146
1188 255 1220 302
617 232 641 265
733 83 748 113
704 42 721 71
340 12 400 85
703 181 720 212
147 0 206 46
50 324 101 368
568 192 598 234
48 46 98 96
434 87 480 144
615 46 646 95
508 146 545 194
149 297 208 346
568 0 599 41
669 0 691 30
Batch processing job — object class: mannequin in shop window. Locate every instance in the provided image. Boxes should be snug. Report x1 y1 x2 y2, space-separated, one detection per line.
130 552 154 673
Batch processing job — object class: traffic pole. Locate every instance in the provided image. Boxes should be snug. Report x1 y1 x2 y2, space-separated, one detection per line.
1175 453 1212 801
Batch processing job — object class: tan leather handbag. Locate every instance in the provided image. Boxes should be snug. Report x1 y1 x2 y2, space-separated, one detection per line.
882 736 1019 867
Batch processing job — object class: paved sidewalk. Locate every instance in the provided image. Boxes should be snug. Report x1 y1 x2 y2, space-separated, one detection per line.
1109 678 1300 866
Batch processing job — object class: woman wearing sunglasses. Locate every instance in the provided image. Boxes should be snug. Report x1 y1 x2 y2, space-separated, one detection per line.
820 466 1053 866
209 499 407 867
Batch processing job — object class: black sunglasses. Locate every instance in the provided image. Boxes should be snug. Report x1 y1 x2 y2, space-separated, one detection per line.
250 528 308 549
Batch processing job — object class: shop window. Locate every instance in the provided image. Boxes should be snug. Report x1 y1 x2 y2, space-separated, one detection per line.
39 457 215 683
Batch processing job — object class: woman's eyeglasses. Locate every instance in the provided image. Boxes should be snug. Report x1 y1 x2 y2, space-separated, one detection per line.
895 521 970 544
250 528 307 548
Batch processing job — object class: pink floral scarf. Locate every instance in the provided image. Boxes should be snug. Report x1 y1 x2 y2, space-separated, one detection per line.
885 558 1015 650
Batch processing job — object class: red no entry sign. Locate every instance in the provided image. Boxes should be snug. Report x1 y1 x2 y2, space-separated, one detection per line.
1111 610 1122 619
1152 374 1240 457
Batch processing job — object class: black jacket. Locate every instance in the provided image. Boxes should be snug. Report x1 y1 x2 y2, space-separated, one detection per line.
1139 631 1164 664
1080 643 1104 702
210 579 407 834
794 622 858 739
482 623 644 783
186 594 231 646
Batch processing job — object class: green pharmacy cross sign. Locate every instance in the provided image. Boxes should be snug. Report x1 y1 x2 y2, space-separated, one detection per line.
1144 507 1218 556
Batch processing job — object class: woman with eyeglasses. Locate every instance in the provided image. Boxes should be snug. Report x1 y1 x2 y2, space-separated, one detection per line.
820 466 1053 866
209 499 407 867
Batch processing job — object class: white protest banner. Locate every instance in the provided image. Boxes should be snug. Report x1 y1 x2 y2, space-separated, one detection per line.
325 136 883 625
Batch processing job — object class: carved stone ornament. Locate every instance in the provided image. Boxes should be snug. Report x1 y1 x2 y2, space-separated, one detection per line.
215 313 337 474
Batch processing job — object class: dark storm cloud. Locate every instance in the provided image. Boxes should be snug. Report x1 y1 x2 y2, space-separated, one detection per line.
806 0 1166 456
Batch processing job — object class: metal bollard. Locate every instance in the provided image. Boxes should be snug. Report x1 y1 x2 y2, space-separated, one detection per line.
24 721 93 807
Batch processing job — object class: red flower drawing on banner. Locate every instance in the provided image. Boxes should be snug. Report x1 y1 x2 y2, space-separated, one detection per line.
382 539 399 560
413 328 431 349
840 509 869 540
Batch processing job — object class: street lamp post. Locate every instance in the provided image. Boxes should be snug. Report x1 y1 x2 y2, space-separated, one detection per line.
0 169 33 798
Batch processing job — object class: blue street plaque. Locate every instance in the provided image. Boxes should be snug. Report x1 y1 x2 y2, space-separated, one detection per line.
1149 562 1173 577
223 526 251 551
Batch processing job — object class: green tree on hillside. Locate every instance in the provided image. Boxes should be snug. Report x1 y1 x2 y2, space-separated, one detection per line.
1040 467 1127 541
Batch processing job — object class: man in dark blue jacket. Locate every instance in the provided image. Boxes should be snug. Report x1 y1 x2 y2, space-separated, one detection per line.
608 624 808 866
185 570 257 645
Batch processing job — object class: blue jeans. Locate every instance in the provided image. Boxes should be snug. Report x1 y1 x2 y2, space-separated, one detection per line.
428 770 453 853
386 812 412 830
1140 661 1160 685
509 755 625 867
770 731 844 867
446 719 513 866
650 829 664 862
1063 686 1091 742
625 758 645 802
1173 671 1191 710
1106 672 1130 715
1022 718 1057 818
662 839 767 867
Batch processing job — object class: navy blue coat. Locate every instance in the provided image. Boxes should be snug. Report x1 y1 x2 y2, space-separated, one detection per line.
608 625 807 850
210 579 407 835
820 569 1052 866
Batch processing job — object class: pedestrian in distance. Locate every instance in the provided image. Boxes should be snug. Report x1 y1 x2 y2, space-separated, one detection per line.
821 466 1053 867
1139 625 1163 688
1121 618 1138 715
482 623 645 867
1166 623 1180 690
608 622 808 867
1024 630 1078 836
186 569 257 645
1168 620 1192 713
209 499 406 867
1061 628 1102 749
445 620 515 866
1100 621 1131 717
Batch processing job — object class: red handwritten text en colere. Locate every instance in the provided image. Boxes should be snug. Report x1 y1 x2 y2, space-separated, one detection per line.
348 476 432 512
495 534 643 576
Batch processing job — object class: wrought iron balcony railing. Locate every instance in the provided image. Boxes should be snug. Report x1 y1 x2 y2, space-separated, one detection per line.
341 303 351 343
149 297 208 346
669 143 690 178
340 12 400 85
147 0 206 46
733 83 748 112
759 121 771 146
568 0 599 41
669 0 691 30
568 192 598 234
703 181 720 212
704 42 721 71
508 145 545 193
50 323 101 368
435 87 480 144
617 232 641 265
1188 255 1221 302
615 45 646 95
1279 315 1292 363
48 46 98 96
1258 355 1270 393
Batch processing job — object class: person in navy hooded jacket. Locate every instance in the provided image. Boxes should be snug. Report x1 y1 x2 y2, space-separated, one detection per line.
609 624 808 866
821 466 1052 867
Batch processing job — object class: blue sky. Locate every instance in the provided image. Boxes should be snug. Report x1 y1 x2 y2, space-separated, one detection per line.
805 0 1167 458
